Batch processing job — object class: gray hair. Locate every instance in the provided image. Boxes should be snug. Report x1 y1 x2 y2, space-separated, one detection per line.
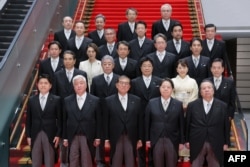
101 55 114 64
72 75 86 85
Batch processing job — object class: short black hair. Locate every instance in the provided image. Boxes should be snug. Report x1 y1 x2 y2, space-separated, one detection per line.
211 58 225 67
63 50 76 60
139 56 153 68
135 20 147 29
38 74 52 84
48 40 62 50
160 78 174 89
204 23 217 32
190 37 202 46
117 40 130 50
171 22 183 32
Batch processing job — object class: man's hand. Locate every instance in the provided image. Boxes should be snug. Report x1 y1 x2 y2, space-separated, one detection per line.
27 138 31 146
137 140 143 149
53 137 60 148
94 139 100 147
63 140 68 147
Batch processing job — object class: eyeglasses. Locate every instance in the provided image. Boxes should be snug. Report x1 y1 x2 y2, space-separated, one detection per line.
118 81 130 85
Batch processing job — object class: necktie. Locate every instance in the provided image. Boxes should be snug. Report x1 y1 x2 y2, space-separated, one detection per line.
145 78 150 88
98 31 102 38
206 103 211 114
193 58 199 68
65 31 70 40
163 100 168 111
121 97 127 111
208 40 213 51
67 71 72 82
139 39 143 48
51 59 57 72
215 79 220 90
76 38 81 49
77 97 83 109
158 53 164 62
106 75 110 85
108 44 113 54
129 23 134 33
176 41 180 53
121 59 126 70
40 96 46 111
164 21 169 31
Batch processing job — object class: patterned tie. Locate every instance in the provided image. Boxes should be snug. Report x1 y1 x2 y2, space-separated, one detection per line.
77 97 83 109
106 75 110 85
163 100 168 111
76 38 81 49
206 103 211 114
67 71 72 82
129 23 134 33
145 78 150 88
215 79 220 90
121 59 126 70
164 21 169 31
40 96 46 111
121 96 127 111
176 40 180 53
208 40 213 51
139 39 143 48
193 58 199 68
51 59 57 72
158 53 164 62
108 44 113 54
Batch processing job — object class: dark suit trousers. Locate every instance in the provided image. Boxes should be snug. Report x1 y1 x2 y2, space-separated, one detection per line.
69 135 92 167
32 131 55 167
191 142 219 167
112 134 135 167
153 137 177 167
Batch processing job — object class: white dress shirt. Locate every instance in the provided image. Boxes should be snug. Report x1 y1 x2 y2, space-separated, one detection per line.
143 75 152 88
161 97 170 111
64 29 72 40
77 93 87 109
50 57 59 72
39 93 49 110
119 57 127 70
203 98 214 114
118 93 128 111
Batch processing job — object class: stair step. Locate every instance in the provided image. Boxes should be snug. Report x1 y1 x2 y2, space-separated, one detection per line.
0 49 7 56
18 157 32 165
0 30 17 36
0 13 26 19
0 36 14 42
23 145 31 152
3 9 29 14
0 24 20 30
0 18 23 24
6 4 32 10
0 42 11 49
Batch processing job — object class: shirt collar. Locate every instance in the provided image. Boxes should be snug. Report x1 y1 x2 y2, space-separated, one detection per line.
213 76 222 81
76 92 87 101
173 39 181 44
161 97 170 104
118 93 128 100
157 50 166 56
203 98 214 106
64 29 71 33
39 92 49 99
119 57 127 62
50 57 59 62
138 36 145 41
104 72 113 79
142 75 152 80
192 55 200 60
66 68 74 73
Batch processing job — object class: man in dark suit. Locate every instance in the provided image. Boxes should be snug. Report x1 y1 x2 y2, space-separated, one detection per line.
98 28 118 60
185 80 230 167
54 50 88 99
201 24 228 63
67 20 92 68
166 22 191 61
207 58 236 120
88 14 106 47
183 38 211 86
54 16 76 58
145 78 185 167
130 57 162 167
91 55 119 167
151 4 178 41
26 74 62 167
113 41 137 79
129 21 155 61
104 75 143 167
147 33 176 78
63 75 101 167
117 7 138 42
39 41 64 93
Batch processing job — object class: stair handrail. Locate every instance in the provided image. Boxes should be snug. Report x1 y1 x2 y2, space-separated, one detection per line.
9 70 38 144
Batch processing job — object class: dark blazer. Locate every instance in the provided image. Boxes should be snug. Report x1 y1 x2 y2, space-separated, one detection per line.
129 38 155 61
166 39 191 61
26 93 62 149
54 68 88 99
183 56 211 86
63 93 101 156
88 30 106 47
145 97 185 153
113 58 138 79
104 94 143 157
186 98 230 165
207 77 236 118
117 22 137 42
130 75 162 111
38 58 64 93
54 29 76 58
151 19 178 40
201 39 227 62
98 43 118 60
147 52 176 78
67 36 93 68
91 73 119 99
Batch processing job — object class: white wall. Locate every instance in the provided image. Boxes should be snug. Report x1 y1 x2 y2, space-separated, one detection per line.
0 0 7 10
201 0 250 39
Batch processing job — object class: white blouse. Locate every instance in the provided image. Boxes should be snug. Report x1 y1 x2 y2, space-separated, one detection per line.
79 59 103 88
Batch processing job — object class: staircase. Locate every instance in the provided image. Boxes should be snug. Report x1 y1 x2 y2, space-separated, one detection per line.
0 0 33 63
86 0 194 41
